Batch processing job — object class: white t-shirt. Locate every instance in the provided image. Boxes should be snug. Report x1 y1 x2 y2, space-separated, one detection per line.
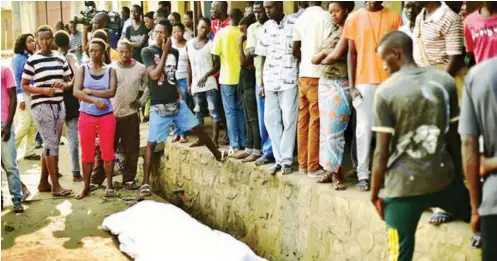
173 42 188 80
293 6 333 78
187 39 217 94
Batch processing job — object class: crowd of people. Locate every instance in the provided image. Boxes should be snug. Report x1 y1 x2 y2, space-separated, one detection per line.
1 1 496 260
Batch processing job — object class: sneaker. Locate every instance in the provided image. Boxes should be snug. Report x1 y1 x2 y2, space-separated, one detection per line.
255 155 274 166
299 168 308 174
308 169 326 178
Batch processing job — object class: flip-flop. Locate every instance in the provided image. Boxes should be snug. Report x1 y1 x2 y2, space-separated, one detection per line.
13 203 24 213
429 212 453 226
139 184 152 197
52 189 73 198
123 181 140 190
179 137 189 143
104 189 119 198
356 179 370 191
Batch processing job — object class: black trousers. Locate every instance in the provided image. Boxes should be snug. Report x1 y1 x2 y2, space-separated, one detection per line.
481 215 497 261
239 67 260 152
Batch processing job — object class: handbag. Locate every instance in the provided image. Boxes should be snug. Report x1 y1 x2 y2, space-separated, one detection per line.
416 18 467 104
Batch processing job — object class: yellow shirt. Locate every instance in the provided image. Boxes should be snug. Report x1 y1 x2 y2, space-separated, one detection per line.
110 48 119 62
211 25 242 85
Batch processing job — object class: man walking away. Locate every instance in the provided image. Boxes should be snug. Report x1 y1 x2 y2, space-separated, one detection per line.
371 31 470 261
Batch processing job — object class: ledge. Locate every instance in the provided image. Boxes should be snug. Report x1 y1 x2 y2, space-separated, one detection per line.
137 123 481 261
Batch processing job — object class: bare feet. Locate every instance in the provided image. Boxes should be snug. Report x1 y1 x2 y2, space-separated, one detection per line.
76 188 90 200
37 182 52 192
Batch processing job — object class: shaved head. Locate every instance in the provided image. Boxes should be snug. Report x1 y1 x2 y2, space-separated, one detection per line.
377 30 414 74
378 30 413 57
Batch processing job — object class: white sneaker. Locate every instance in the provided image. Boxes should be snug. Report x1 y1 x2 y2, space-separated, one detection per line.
299 168 308 174
308 169 326 178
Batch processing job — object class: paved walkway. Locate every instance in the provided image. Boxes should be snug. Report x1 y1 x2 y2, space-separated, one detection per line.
1 125 163 261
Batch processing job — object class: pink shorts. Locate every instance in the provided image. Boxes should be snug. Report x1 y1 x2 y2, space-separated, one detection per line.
78 112 116 164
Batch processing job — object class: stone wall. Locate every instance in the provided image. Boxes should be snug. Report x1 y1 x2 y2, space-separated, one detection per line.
138 144 481 261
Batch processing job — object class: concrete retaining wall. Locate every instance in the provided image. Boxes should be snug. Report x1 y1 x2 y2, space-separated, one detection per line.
138 143 481 261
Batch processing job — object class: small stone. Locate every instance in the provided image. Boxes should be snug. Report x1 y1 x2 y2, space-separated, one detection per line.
4 225 14 232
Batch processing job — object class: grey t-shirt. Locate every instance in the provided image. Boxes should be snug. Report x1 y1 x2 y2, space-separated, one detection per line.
373 66 459 198
458 57 497 216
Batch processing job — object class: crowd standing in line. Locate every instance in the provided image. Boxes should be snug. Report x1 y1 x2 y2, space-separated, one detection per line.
1 1 496 261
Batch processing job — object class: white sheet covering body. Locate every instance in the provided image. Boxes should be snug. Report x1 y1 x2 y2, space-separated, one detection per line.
102 200 268 261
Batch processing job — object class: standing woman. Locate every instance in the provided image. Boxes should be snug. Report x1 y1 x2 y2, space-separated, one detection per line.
171 22 189 143
183 11 195 41
144 11 156 46
22 26 73 197
12 33 39 161
312 1 354 190
73 38 118 199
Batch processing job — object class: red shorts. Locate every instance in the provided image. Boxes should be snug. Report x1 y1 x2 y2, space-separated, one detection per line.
78 112 116 163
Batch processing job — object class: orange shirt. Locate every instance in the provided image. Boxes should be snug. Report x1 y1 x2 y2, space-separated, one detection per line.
343 8 402 85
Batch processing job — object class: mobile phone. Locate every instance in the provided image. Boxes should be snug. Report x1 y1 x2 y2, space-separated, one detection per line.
352 95 363 108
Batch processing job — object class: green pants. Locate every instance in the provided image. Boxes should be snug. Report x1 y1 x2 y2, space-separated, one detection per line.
384 178 470 261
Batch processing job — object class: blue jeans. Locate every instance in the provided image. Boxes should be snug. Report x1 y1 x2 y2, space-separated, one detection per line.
193 89 221 122
1 122 23 204
174 78 189 136
221 85 246 150
65 118 81 176
256 85 273 158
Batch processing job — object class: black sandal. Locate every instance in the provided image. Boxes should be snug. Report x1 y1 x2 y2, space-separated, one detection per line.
281 164 292 175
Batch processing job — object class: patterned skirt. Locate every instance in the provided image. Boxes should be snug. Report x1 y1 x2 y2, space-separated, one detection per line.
318 77 351 173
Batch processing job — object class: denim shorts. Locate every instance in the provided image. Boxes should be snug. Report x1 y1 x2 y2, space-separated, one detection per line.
193 89 221 122
148 100 199 143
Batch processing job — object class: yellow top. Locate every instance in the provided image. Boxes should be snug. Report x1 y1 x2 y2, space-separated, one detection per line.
211 25 242 85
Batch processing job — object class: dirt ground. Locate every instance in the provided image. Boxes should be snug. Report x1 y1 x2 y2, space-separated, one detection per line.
1 139 162 261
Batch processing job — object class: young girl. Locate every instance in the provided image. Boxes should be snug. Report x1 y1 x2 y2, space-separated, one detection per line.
312 1 354 190
171 22 189 143
187 17 221 148
183 11 195 41
73 38 118 199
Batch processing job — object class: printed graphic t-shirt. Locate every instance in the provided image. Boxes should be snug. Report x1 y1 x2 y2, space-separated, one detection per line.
372 67 459 198
141 45 179 106
464 10 497 64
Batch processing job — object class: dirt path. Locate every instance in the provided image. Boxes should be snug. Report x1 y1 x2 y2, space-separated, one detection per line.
1 140 162 261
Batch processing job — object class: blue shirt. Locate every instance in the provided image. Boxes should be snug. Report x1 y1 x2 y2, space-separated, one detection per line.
11 53 29 95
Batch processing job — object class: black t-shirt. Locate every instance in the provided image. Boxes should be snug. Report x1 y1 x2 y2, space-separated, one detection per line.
125 23 149 63
141 45 179 105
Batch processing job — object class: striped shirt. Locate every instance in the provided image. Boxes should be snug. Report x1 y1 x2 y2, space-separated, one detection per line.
413 4 464 67
22 51 71 108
